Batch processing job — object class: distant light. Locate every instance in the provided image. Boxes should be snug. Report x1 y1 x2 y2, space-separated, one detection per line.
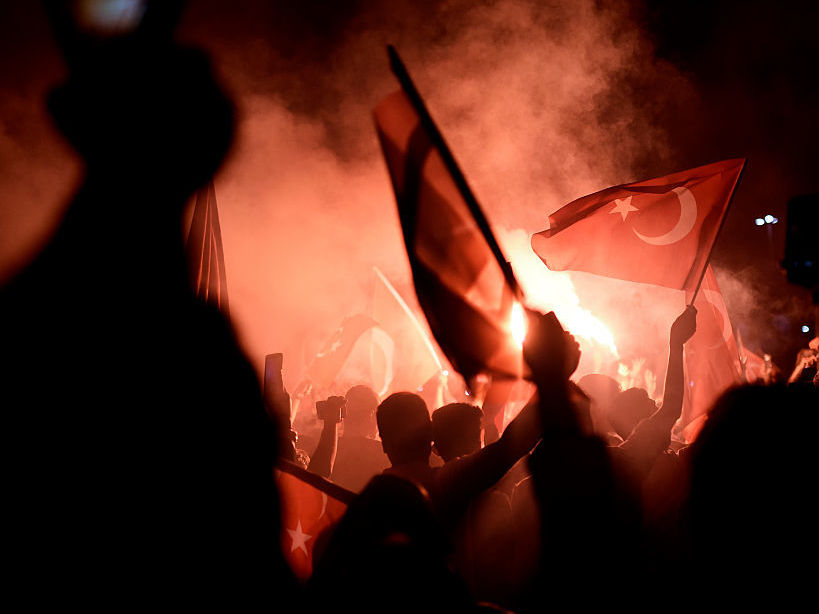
755 218 765 226
764 214 774 224
464 391 470 396
803 325 811 333
75 0 147 36
771 217 778 224
442 370 449 377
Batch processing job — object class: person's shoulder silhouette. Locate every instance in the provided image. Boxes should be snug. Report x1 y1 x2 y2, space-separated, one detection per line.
2 6 295 608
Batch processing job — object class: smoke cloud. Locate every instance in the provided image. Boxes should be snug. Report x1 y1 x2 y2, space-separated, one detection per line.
173 0 698 386
4 0 809 389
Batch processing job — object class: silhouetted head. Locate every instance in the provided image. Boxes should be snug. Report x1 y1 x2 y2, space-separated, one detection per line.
688 384 819 593
577 374 620 410
344 384 380 438
606 387 656 439
431 403 483 462
376 393 431 466
46 3 233 212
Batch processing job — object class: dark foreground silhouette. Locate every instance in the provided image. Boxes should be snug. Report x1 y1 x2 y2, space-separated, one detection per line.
1 6 294 609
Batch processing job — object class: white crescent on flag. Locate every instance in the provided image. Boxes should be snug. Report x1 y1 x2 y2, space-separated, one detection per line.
632 187 698 246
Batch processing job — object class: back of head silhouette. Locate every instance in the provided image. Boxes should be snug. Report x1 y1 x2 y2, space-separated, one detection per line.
377 392 432 465
432 402 483 462
345 384 380 437
607 387 656 439
688 384 819 596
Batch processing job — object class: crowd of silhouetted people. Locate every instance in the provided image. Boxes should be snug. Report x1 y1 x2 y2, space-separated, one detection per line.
279 308 818 612
2 9 817 611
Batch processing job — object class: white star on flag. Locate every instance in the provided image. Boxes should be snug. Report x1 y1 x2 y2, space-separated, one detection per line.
609 196 638 221
286 520 312 557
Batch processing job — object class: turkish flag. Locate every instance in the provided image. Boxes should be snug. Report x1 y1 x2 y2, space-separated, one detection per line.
275 461 353 580
372 267 442 394
531 159 744 289
681 266 744 439
373 89 523 381
186 181 230 315
304 314 379 390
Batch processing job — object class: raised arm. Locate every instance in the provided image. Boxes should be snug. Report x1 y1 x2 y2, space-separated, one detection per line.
619 305 697 467
437 310 579 501
788 350 817 384
307 396 345 479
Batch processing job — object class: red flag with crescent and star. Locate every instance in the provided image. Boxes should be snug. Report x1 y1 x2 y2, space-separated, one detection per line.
275 461 354 580
680 265 744 441
531 159 745 290
303 314 379 390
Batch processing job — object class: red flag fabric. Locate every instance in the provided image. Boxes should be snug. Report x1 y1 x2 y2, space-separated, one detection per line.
531 159 744 289
742 348 770 384
735 329 771 384
372 267 442 394
373 89 523 381
304 314 379 390
186 181 230 315
681 266 744 439
275 461 354 580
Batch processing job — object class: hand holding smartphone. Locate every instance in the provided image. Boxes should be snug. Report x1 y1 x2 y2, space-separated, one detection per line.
316 396 346 423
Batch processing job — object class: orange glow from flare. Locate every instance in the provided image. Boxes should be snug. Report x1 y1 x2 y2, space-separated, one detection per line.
501 229 619 361
510 302 527 347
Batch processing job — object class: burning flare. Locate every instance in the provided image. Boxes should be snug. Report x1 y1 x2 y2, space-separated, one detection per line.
501 228 620 362
510 302 527 347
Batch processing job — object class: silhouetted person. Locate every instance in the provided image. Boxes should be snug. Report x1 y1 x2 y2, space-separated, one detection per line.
333 385 390 491
309 475 475 614
577 372 622 444
307 394 346 478
686 383 819 605
306 386 391 491
519 310 648 611
607 305 697 489
1 5 293 608
788 335 818 384
376 313 582 532
432 402 519 607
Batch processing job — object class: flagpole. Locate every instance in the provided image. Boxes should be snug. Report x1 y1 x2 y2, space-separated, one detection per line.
373 267 444 371
687 159 746 306
386 45 524 301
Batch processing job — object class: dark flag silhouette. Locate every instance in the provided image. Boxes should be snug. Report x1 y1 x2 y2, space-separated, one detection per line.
187 181 230 315
373 47 529 383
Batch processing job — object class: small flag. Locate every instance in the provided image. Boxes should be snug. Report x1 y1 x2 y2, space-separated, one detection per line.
276 461 354 580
